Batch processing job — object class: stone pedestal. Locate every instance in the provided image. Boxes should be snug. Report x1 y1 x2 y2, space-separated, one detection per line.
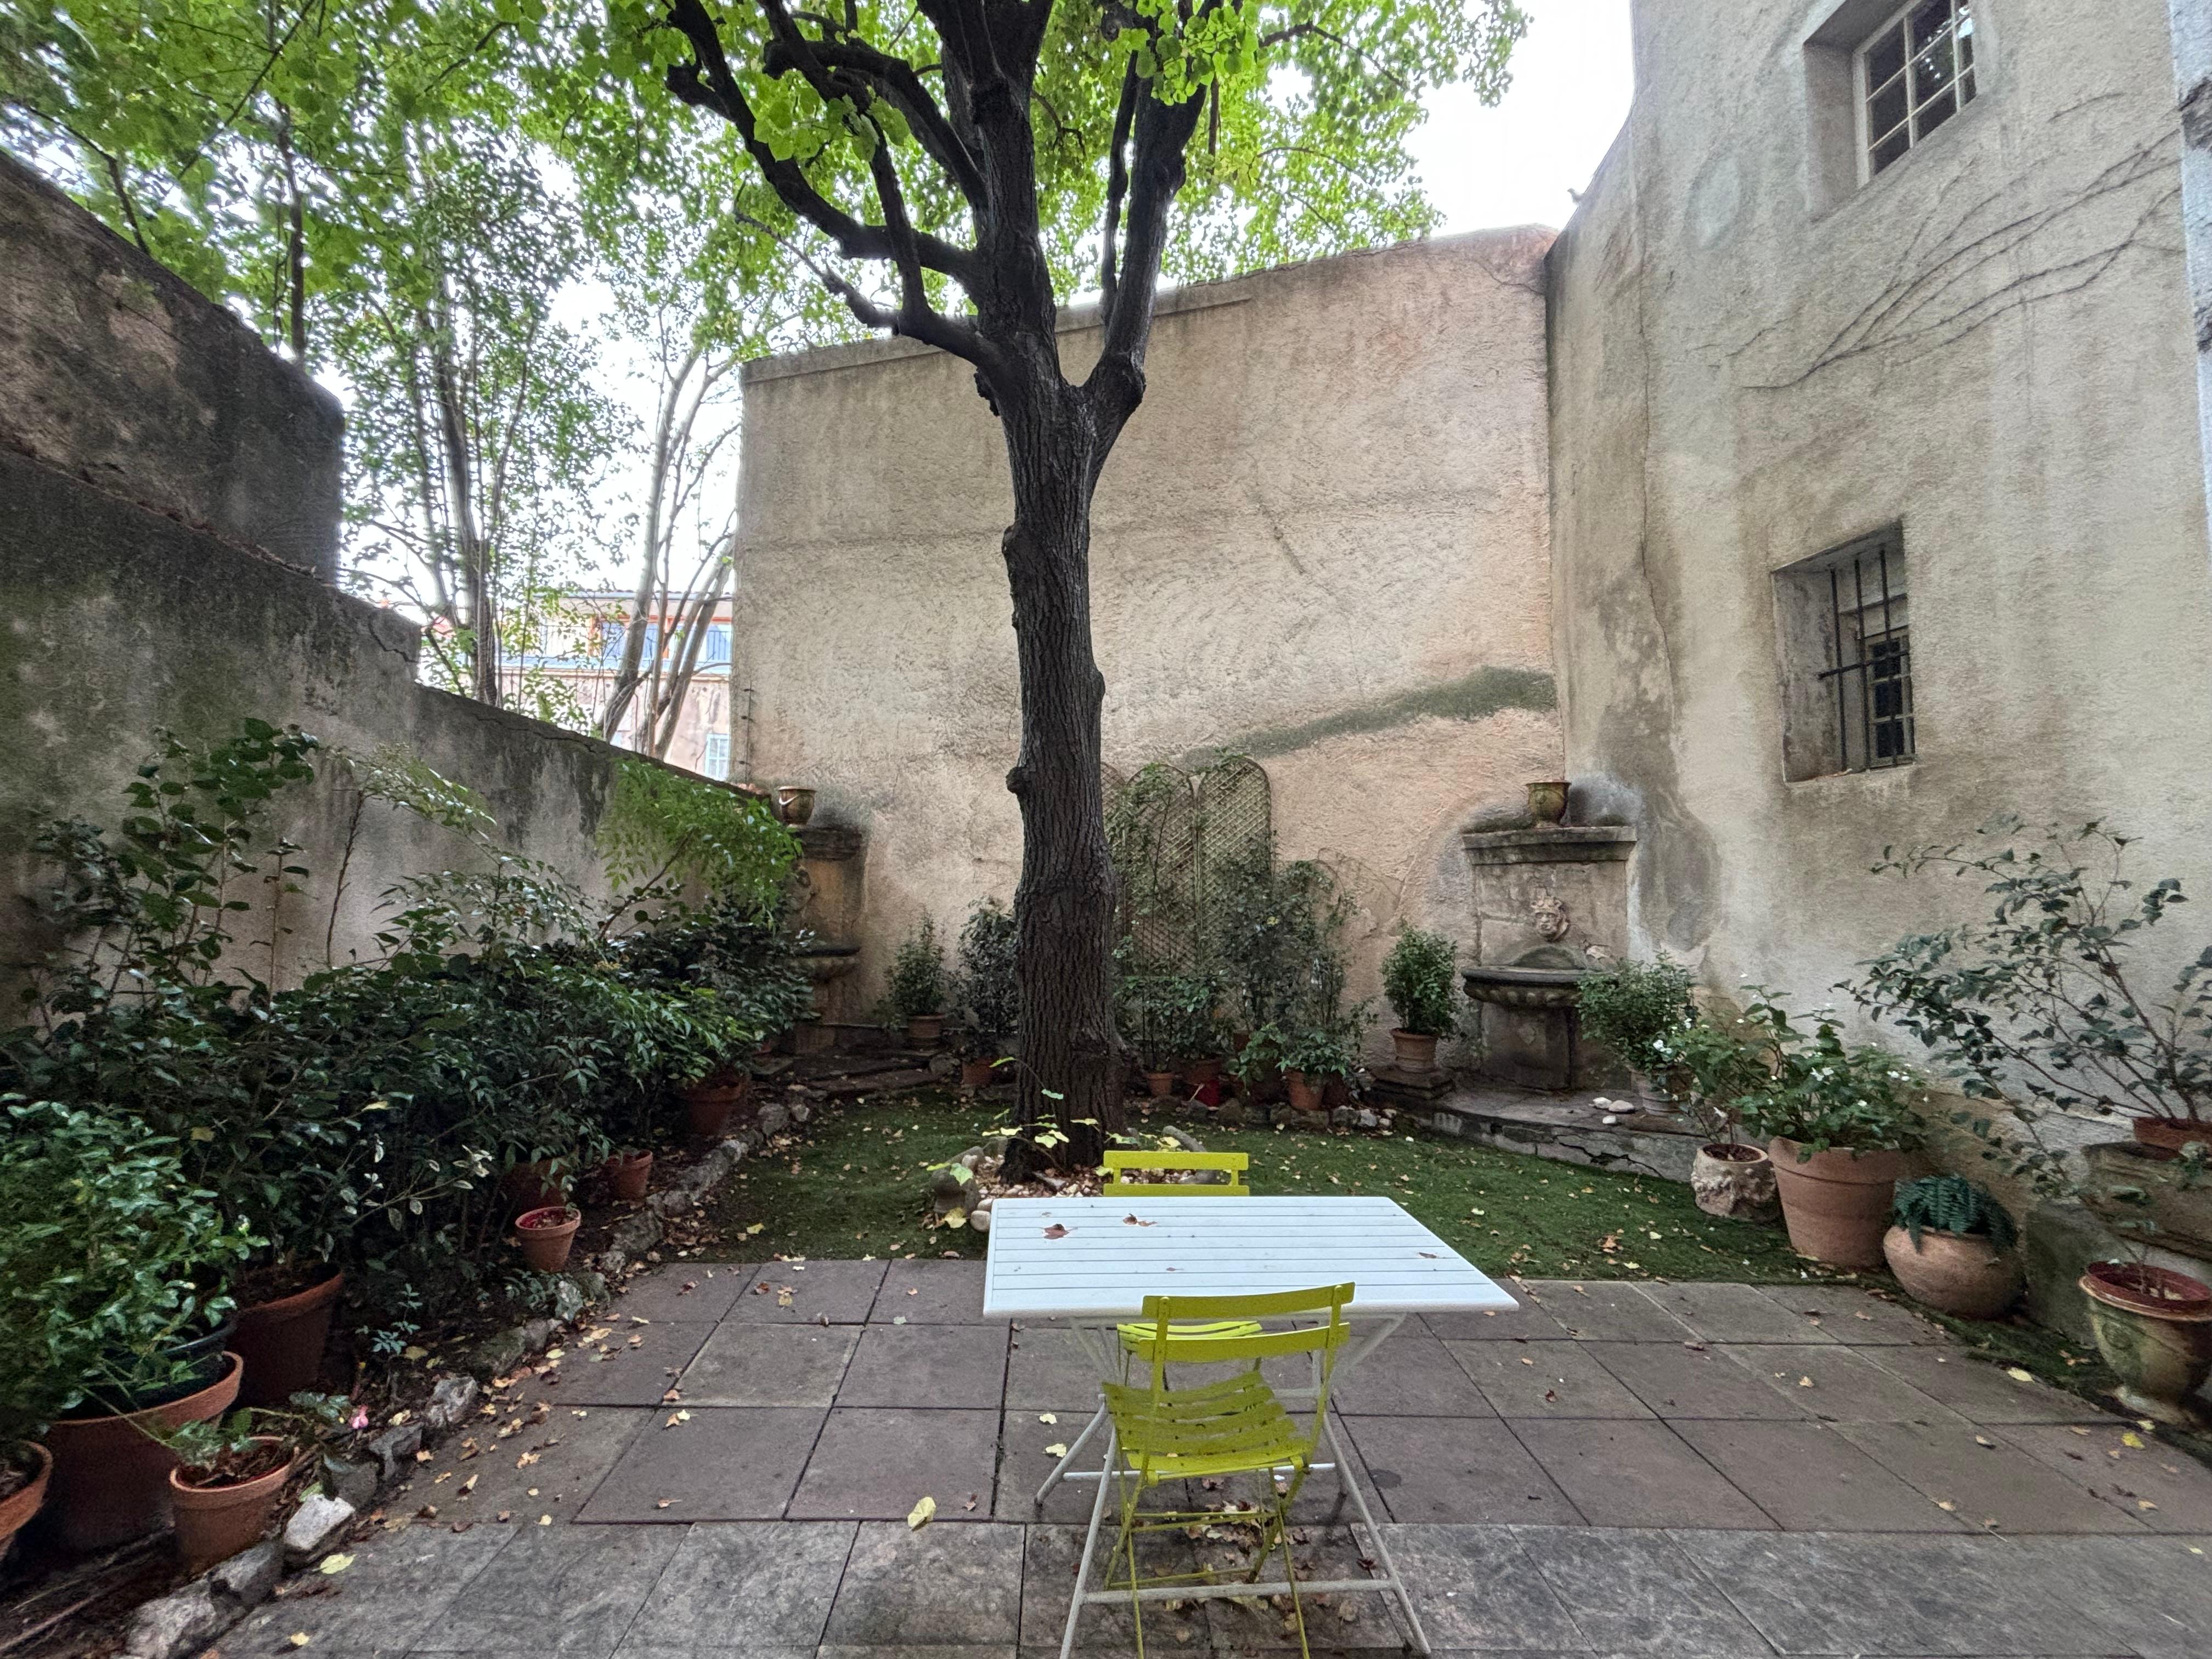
790 825 864 1023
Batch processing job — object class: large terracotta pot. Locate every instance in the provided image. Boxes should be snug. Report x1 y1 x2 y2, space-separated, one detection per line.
1691 1143 1779 1222
2135 1118 2212 1154
168 1438 298 1573
43 1352 242 1550
1284 1071 1324 1115
1390 1030 1440 1074
680 1075 749 1139
516 1205 582 1273
2081 1267 2212 1426
906 1014 946 1047
0 1443 52 1557
1143 1070 1178 1098
1768 1139 1909 1268
232 1267 343 1409
959 1056 998 1088
1882 1226 2021 1320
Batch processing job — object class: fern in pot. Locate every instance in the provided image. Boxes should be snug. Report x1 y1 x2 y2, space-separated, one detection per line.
1882 1176 2022 1320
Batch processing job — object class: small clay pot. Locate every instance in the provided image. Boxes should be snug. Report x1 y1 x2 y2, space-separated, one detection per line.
1284 1070 1323 1114
501 1158 572 1215
1183 1057 1223 1086
775 786 816 826
2135 1118 2212 1154
2080 1267 2212 1425
959 1056 998 1088
1882 1226 2021 1320
168 1438 297 1574
607 1150 653 1203
1769 1139 1909 1268
906 1014 946 1047
1143 1070 1178 1098
680 1076 749 1139
1390 1030 1440 1074
0 1442 52 1557
43 1352 242 1550
232 1266 343 1409
516 1205 582 1273
1526 780 1571 827
1691 1142 1779 1222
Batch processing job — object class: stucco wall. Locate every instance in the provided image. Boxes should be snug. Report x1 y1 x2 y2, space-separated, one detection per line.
735 231 1561 1048
1547 0 2212 1016
0 152 343 579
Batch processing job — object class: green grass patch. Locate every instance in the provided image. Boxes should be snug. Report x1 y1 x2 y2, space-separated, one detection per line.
715 1090 1829 1283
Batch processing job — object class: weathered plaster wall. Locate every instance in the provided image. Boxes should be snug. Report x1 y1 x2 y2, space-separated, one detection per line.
0 447 643 986
1548 0 2212 1015
0 153 343 579
735 232 1561 1049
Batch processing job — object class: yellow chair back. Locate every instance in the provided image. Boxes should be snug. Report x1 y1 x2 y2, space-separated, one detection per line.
1102 1149 1250 1197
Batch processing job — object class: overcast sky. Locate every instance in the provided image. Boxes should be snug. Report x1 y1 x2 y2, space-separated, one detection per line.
1410 0 1635 235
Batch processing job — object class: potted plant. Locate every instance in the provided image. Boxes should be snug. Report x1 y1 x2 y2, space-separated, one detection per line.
953 899 1019 1086
1576 956 1694 1106
1883 1175 2022 1319
0 1442 52 1560
160 1393 355 1573
1 1099 256 1550
606 1148 655 1201
1736 995 1925 1268
1650 1005 1780 1221
1282 1017 1364 1117
516 1204 583 1273
1381 926 1459 1074
887 916 949 1046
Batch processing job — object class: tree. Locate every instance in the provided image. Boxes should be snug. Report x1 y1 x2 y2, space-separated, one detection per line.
611 0 1523 1158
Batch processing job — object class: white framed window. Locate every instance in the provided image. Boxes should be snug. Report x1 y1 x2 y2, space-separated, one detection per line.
701 732 731 780
1857 0 1977 179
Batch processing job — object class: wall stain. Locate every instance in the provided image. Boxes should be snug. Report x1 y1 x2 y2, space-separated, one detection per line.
1179 667 1556 766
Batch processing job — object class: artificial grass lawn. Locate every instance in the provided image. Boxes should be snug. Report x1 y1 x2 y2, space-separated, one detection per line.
715 1087 1831 1284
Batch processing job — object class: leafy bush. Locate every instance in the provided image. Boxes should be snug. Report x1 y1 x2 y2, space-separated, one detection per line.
885 916 947 1022
1892 1174 2017 1249
1115 962 1222 1073
953 899 1019 1057
1381 927 1458 1037
1735 992 1926 1156
0 1098 255 1439
1211 851 1366 1069
597 757 800 917
1577 957 1694 1075
1650 1009 1773 1144
1851 818 2210 1195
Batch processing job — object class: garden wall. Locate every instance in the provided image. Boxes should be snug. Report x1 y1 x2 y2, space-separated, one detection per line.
733 230 1562 1054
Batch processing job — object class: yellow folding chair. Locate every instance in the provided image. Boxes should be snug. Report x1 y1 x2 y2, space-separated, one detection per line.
1059 1283 1429 1658
1032 1150 1258 1510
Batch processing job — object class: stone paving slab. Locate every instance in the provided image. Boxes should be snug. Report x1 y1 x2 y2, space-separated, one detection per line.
1446 1338 1658 1419
679 1322 860 1406
1837 1421 2151 1533
1343 1415 1582 1525
1633 1280 1842 1345
1861 1345 2111 1423
727 1260 890 1323
1722 1341 1974 1424
822 1519 1025 1646
1330 1333 1500 1417
607 1261 757 1323
876 1257 992 1322
1669 1420 1974 1532
557 1319 716 1406
412 1523 684 1653
1582 1340 1816 1421
836 1321 1011 1407
617 1521 854 1650
576 1407 825 1521
1508 1421 1776 1530
787 1407 1002 1521
1996 1423 2212 1532
404 1403 652 1523
1520 1281 1697 1343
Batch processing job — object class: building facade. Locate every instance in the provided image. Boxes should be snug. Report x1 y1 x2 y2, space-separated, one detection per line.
503 592 741 781
730 0 2212 1061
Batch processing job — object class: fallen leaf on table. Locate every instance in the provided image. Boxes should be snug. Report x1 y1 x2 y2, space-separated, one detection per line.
1418 1251 1437 1259
907 1495 936 1530
318 1554 354 1575
1123 1215 1155 1227
1043 1224 1069 1239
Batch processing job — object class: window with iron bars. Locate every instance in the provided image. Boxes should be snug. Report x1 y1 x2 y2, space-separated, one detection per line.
1774 531 1916 781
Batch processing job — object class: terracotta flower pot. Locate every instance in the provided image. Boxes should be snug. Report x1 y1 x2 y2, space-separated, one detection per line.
232 1267 343 1409
1284 1070 1323 1114
2080 1267 2212 1425
1183 1057 1222 1086
1143 1070 1178 1098
1882 1226 2021 1320
0 1443 52 1557
1389 1029 1440 1074
906 1014 945 1047
168 1438 298 1574
607 1151 653 1203
1768 1139 1909 1268
516 1205 582 1273
680 1075 749 1139
959 1056 998 1088
1691 1143 1779 1222
2081 1260 2212 1317
2135 1117 2212 1154
43 1352 242 1551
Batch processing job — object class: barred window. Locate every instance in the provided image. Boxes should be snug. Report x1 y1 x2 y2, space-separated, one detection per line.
1775 531 1916 781
1859 0 1977 178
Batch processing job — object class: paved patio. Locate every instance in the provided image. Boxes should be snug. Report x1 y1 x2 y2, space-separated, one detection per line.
233 1261 2212 1656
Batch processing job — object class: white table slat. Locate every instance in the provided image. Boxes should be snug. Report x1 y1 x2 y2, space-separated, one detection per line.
980 1194 1517 1319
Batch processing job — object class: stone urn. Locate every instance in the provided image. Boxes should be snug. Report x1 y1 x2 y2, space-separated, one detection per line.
1525 780 1570 828
2079 1263 2212 1426
1882 1226 2021 1320
1691 1142 1779 1222
1769 1139 1909 1268
775 786 816 826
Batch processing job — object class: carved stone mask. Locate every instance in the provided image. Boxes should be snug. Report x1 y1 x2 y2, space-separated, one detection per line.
1530 893 1570 942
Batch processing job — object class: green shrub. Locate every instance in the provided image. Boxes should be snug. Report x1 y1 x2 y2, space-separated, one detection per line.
1577 957 1694 1074
953 900 1019 1057
1735 992 1926 1155
1381 927 1458 1037
0 1098 255 1439
1892 1174 2017 1249
1115 962 1223 1073
886 916 947 1022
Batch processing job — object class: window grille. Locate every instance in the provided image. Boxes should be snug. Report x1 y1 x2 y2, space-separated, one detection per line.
1859 0 1976 178
1774 531 1916 781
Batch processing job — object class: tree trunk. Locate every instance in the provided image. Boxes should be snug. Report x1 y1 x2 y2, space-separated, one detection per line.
998 382 1124 1166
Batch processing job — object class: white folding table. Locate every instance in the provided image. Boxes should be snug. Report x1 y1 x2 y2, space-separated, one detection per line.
982 1193 1516 1657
